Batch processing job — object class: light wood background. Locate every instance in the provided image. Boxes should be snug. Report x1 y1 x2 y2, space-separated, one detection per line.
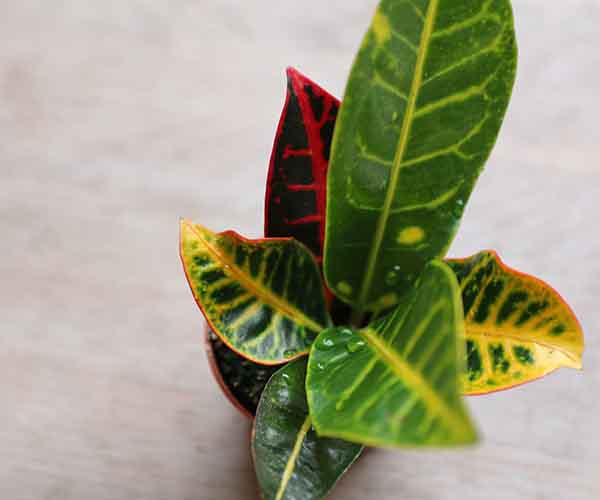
1 1 598 499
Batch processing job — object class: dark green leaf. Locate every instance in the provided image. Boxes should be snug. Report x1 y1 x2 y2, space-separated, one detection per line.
252 359 362 500
307 260 477 448
324 0 518 312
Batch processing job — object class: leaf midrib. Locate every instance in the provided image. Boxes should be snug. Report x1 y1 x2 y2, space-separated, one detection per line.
466 324 582 368
274 416 312 500
360 326 470 438
185 222 325 333
358 0 440 309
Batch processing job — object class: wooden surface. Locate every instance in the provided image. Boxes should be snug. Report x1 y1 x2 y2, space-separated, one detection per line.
1 1 598 499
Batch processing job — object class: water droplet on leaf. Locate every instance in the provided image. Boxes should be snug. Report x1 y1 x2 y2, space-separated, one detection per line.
317 337 335 350
385 265 402 286
339 328 354 338
347 338 366 353
452 198 466 218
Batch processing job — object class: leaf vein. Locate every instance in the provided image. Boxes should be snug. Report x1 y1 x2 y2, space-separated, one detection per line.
274 416 312 500
357 0 440 310
184 222 325 333
361 327 468 436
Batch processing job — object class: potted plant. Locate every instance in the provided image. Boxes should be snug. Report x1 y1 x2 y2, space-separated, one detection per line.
180 0 585 498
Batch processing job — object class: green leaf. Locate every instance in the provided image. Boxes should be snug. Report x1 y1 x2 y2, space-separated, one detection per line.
324 0 518 311
180 220 330 364
252 358 362 500
447 251 584 394
307 260 477 448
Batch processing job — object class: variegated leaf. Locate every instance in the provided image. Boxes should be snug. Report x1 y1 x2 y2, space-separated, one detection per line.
180 220 330 364
306 260 477 448
265 67 339 263
324 0 518 312
263 68 351 321
447 251 584 394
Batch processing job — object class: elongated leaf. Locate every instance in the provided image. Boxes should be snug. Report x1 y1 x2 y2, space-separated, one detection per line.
265 68 340 262
205 329 278 417
447 251 584 395
252 358 362 500
324 0 518 312
204 72 342 410
307 260 477 448
180 220 330 364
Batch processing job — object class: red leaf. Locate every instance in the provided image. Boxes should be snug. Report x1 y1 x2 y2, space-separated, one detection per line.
264 67 340 263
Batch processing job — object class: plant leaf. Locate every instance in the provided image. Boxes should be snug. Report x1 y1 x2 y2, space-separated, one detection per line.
180 220 330 364
447 251 584 395
252 358 362 500
265 68 340 263
307 260 477 448
324 0 518 312
204 71 341 409
205 329 278 417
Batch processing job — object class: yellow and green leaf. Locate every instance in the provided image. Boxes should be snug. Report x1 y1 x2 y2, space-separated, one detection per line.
447 251 584 394
180 220 330 365
306 260 477 448
324 0 518 312
252 358 362 500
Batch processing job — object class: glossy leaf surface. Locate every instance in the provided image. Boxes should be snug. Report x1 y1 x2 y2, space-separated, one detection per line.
252 359 362 500
324 0 518 312
307 261 477 448
265 67 340 262
447 251 584 394
180 220 330 364
205 329 277 417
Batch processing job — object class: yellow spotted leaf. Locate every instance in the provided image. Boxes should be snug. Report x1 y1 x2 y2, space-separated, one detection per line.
447 251 584 395
324 0 517 312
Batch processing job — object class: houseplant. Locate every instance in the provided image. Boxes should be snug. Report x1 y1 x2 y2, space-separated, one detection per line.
180 0 584 498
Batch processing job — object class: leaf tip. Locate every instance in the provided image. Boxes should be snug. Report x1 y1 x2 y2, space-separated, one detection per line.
286 65 299 79
570 356 583 371
179 217 195 235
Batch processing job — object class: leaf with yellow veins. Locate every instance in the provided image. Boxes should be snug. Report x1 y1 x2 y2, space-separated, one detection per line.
307 260 478 448
324 0 518 312
447 251 584 395
180 220 330 365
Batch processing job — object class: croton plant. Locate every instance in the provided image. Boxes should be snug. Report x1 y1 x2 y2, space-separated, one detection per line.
180 0 585 498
